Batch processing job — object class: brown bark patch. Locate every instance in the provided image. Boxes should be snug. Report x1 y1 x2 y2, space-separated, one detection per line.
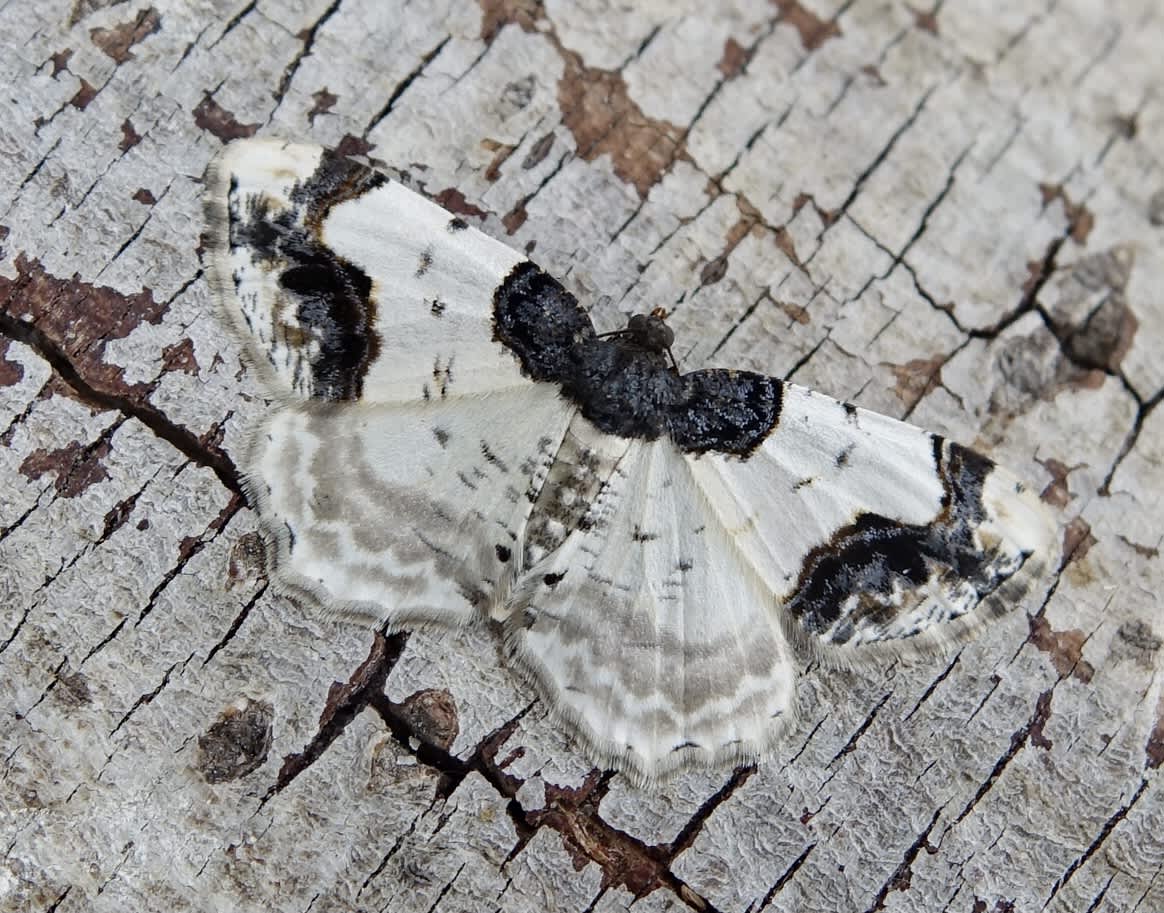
90 7 160 64
1117 535 1158 560
1036 457 1084 508
308 87 337 124
793 191 839 226
0 253 167 400
193 94 259 143
478 0 545 43
888 355 943 408
773 226 799 264
1029 690 1054 749
771 0 842 51
132 187 156 205
534 787 670 896
0 337 24 386
557 47 685 199
433 188 488 220
70 78 98 110
910 6 939 34
723 196 765 249
780 301 811 324
502 203 528 234
119 118 142 151
334 133 373 159
161 337 198 375
1062 515 1097 567
481 138 516 181
1039 183 1095 244
50 49 73 76
197 699 274 784
1028 616 1094 684
20 437 113 498
718 38 749 79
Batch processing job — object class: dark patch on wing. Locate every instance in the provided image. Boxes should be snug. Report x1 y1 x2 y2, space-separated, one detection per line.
230 150 386 400
493 262 782 456
495 544 512 562
289 148 388 232
786 442 1009 643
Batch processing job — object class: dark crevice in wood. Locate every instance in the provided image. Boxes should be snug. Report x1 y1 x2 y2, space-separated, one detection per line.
362 35 452 138
135 492 244 627
828 86 936 232
264 631 409 804
421 862 466 913
902 650 963 722
369 691 727 908
274 0 346 103
201 582 267 667
955 686 1059 824
358 818 420 897
44 887 71 913
1082 874 1116 913
0 307 241 495
829 692 891 765
667 764 756 858
863 807 943 912
209 0 257 49
755 843 816 911
1099 386 1161 496
109 657 187 737
1042 778 1149 908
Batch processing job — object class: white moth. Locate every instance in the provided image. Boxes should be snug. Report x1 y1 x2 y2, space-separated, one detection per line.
206 138 1058 786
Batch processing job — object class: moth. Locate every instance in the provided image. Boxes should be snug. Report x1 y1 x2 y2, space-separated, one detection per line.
206 138 1058 786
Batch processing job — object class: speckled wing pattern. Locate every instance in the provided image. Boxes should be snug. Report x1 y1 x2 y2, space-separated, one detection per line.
207 139 1059 786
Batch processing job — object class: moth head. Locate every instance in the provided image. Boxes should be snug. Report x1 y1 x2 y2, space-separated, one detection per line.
625 311 676 354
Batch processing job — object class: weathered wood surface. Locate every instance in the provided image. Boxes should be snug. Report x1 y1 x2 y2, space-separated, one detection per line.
1 1 1161 911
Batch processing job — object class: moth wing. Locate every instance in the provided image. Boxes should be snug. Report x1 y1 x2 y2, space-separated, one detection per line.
505 433 798 786
247 387 573 628
206 138 534 403
686 382 1059 663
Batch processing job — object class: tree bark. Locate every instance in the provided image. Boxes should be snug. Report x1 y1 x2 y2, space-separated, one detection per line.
1 1 1161 912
